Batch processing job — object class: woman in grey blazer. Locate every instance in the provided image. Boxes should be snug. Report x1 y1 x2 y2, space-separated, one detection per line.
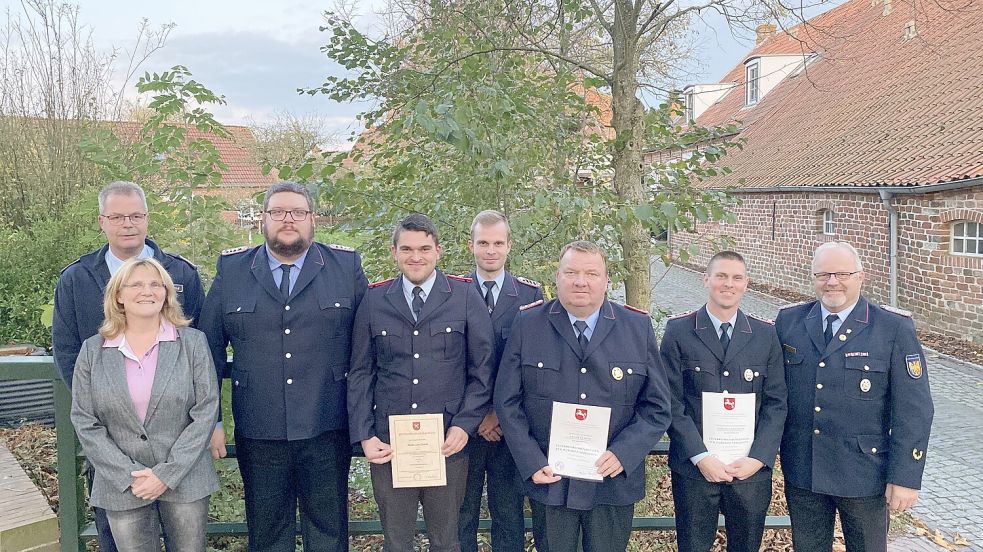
71 257 219 552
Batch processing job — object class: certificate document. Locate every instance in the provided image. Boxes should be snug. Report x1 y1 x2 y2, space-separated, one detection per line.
701 392 755 464
389 413 446 488
547 402 611 482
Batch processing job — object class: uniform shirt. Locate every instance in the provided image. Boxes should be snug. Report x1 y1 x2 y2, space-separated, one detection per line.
105 243 154 276
474 271 506 306
821 301 858 337
401 270 437 313
567 309 600 341
266 244 309 295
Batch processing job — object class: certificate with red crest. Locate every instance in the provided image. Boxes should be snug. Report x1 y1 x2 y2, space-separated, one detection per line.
702 392 755 464
547 402 611 481
389 413 446 488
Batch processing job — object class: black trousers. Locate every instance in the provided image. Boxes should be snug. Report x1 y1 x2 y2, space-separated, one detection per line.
370 452 469 552
534 501 633 552
785 484 888 552
236 429 352 552
458 438 526 552
670 471 772 552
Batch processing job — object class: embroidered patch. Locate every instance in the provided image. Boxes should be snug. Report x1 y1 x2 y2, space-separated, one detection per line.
906 354 923 379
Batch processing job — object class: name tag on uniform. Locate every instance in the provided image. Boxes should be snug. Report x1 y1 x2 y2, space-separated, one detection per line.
174 284 184 293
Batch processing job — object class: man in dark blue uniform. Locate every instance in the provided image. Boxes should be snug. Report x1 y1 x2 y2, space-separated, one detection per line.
199 182 367 552
660 251 787 552
52 180 205 552
495 240 671 552
776 241 933 552
348 213 494 552
459 210 544 552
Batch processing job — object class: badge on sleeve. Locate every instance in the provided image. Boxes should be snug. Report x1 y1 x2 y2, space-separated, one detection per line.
906 354 923 379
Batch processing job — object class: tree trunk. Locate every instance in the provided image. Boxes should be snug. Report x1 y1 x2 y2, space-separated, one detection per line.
609 3 651 311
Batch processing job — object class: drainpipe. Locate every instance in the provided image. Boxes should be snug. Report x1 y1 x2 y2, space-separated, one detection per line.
878 190 898 307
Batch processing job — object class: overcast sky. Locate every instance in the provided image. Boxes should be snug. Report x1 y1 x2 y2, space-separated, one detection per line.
1 0 837 146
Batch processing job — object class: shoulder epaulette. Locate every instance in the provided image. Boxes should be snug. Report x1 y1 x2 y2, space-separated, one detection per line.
328 243 356 252
519 299 544 311
447 274 474 283
882 305 912 317
369 278 395 289
169 252 198 270
747 313 775 325
515 276 541 288
221 245 250 256
60 257 82 273
667 310 693 321
778 300 811 311
623 304 649 315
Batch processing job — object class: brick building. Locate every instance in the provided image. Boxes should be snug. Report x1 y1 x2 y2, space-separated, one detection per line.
648 0 983 343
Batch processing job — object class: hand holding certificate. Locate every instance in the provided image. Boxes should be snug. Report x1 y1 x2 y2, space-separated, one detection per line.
389 413 447 488
547 402 611 481
701 392 755 465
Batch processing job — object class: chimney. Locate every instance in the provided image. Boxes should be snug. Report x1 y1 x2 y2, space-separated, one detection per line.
756 23 777 45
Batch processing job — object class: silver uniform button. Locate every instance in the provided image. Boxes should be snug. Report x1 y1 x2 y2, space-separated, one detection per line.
381 330 387 336
538 362 544 368
814 429 820 435
871 447 877 454
815 406 821 412
234 380 239 386
580 393 586 399
334 302 340 307
287 379 293 384
864 365 870 371
754 371 760 377
446 327 452 333
723 371 730 377
411 403 417 409
236 307 242 312
285 353 292 359
413 330 419 336
413 379 419 384
695 367 701 372
414 353 420 359
580 368 587 373
284 329 290 334
627 368 633 375
819 362 825 368
285 305 290 311
816 383 823 389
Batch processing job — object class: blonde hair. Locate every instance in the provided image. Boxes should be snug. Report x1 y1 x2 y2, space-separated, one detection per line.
99 257 190 339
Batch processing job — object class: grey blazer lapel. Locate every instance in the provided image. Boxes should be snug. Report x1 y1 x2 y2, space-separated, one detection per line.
144 339 180 425
100 345 145 430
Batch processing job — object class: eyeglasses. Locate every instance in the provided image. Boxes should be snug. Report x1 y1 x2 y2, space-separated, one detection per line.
813 271 861 282
122 281 165 291
266 209 311 221
100 213 147 225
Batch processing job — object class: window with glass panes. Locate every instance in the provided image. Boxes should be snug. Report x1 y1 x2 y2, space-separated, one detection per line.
822 210 835 235
952 221 982 256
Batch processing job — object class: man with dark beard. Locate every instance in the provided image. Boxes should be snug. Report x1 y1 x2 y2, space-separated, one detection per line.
200 182 367 551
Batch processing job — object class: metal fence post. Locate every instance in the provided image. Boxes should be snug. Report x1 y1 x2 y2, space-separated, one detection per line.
53 377 85 552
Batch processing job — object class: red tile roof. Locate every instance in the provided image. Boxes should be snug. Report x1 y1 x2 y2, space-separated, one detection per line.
113 122 277 189
685 0 983 188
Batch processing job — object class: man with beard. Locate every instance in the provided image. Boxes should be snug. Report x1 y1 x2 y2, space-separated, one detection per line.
200 182 367 551
776 241 933 552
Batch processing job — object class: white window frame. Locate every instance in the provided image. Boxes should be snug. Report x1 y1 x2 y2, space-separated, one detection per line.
745 61 760 105
684 90 695 122
822 209 835 235
951 220 983 256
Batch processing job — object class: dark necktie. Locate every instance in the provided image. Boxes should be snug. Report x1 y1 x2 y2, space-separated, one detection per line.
574 320 589 354
482 281 496 314
824 313 839 345
412 286 424 321
279 264 293 299
719 322 731 351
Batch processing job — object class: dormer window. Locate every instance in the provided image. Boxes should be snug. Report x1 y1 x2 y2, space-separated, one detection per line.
684 90 695 122
745 60 760 105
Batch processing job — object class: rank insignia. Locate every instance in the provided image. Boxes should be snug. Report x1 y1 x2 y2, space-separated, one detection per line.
906 354 923 379
912 448 924 461
611 366 624 381
744 369 754 382
860 378 871 393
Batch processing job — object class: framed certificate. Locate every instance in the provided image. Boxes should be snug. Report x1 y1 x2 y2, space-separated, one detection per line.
547 402 611 481
701 391 755 464
388 413 447 488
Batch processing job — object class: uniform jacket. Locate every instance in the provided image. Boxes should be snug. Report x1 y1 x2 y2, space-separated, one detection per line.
199 243 367 441
775 297 933 497
70 327 219 511
494 299 672 510
52 239 205 388
347 270 495 445
660 307 787 481
466 271 544 374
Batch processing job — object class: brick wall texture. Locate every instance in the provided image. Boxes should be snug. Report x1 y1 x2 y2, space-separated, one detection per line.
670 185 983 343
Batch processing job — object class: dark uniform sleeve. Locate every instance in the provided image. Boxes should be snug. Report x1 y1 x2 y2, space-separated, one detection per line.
662 321 709 461
495 314 548 480
179 262 206 328
453 284 495 435
348 291 378 444
887 316 933 489
608 319 671 476
747 324 788 468
51 270 81 389
352 252 368 312
199 257 230 396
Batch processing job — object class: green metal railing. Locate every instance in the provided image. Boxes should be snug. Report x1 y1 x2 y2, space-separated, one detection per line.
0 356 790 551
